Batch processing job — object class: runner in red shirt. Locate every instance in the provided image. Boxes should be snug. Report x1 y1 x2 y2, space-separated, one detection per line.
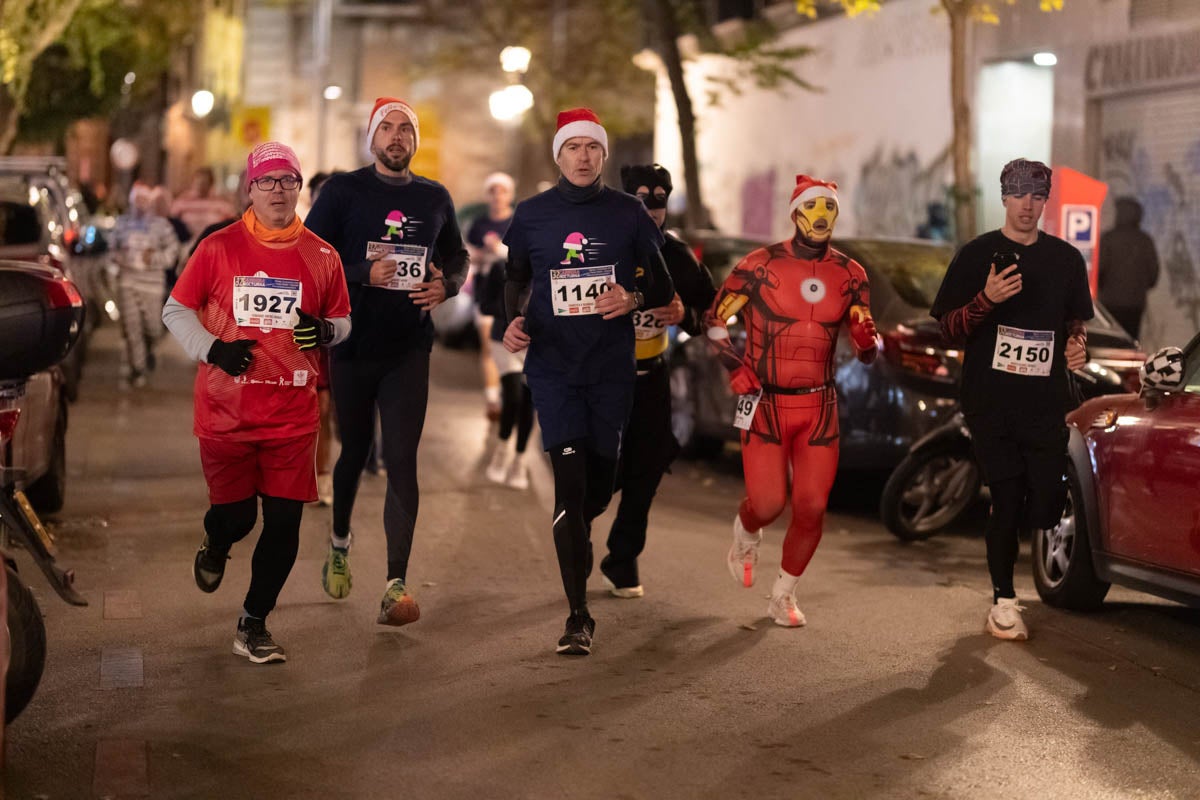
163 142 351 664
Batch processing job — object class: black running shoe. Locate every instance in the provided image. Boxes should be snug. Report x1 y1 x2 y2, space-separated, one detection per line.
193 536 230 593
556 612 596 656
233 617 287 664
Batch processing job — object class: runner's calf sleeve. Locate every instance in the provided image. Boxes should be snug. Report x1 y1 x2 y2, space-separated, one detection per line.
550 440 592 612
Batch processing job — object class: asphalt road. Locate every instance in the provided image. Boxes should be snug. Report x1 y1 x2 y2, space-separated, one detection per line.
5 325 1200 800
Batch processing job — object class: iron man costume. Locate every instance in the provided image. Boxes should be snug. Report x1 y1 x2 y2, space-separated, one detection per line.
705 175 878 627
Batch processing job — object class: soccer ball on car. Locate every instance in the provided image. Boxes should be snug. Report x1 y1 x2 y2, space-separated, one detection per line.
1139 346 1185 391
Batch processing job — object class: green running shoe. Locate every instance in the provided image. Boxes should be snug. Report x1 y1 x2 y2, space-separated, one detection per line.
321 545 352 599
377 578 420 626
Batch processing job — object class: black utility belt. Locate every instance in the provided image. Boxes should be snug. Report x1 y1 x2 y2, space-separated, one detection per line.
762 382 831 396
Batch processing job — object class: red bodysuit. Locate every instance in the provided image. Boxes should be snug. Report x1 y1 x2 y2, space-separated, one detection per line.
706 237 876 577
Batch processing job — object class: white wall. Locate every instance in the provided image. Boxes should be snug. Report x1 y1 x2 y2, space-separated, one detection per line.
653 0 952 240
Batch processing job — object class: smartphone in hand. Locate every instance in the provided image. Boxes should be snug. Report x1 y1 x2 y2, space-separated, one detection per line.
992 251 1021 274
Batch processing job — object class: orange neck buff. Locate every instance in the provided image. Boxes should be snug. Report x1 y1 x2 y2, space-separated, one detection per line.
242 207 304 245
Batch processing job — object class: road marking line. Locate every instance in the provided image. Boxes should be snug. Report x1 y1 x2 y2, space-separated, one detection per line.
99 647 144 689
94 739 149 797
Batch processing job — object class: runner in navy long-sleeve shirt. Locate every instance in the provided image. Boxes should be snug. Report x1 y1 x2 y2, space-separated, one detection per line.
305 97 468 626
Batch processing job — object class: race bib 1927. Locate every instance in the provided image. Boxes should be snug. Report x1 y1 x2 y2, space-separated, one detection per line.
233 275 302 331
550 264 615 316
367 241 427 291
992 325 1054 377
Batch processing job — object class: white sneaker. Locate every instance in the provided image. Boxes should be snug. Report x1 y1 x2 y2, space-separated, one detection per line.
485 442 509 484
726 515 762 587
601 574 645 599
768 592 806 627
505 455 529 490
316 473 333 507
767 572 805 627
985 597 1029 641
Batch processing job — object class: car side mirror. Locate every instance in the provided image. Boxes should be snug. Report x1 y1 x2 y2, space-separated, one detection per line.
1138 347 1184 398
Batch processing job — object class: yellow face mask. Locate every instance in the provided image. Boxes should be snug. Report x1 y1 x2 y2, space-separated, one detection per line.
793 196 839 244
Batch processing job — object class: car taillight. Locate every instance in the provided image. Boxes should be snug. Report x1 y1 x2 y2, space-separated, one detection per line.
881 331 958 383
0 409 20 442
45 275 83 308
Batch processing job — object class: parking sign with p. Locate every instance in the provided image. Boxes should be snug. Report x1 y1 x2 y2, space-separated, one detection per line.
1062 204 1097 248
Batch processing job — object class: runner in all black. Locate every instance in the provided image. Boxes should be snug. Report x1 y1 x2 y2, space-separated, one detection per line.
599 163 715 598
305 97 469 625
930 159 1092 641
502 109 674 655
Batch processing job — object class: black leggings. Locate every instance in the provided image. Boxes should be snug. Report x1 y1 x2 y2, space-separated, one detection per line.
604 361 679 587
549 439 618 614
331 348 430 581
498 372 534 453
204 495 304 619
985 477 1027 601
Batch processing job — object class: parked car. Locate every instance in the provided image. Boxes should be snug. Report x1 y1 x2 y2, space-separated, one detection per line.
0 161 104 401
1033 334 1200 610
669 232 1145 471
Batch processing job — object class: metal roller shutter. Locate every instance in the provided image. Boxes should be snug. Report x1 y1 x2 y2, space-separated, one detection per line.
1098 86 1200 350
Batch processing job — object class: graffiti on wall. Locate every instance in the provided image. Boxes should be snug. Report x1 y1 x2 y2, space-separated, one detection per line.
1101 128 1200 348
854 145 953 239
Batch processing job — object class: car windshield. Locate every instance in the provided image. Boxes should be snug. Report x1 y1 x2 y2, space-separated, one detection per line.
837 240 954 309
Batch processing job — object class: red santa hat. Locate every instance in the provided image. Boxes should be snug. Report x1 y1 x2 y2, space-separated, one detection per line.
789 174 838 215
366 97 420 151
552 108 608 159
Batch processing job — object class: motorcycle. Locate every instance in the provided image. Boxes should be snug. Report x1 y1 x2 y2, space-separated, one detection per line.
0 261 88 723
881 365 1136 541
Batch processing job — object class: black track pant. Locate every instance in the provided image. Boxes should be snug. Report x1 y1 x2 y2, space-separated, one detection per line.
498 372 534 453
331 348 430 581
204 495 304 620
967 411 1069 602
549 439 618 613
603 360 679 588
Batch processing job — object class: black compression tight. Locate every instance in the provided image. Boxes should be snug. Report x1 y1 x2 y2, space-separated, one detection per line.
985 477 1025 601
498 372 534 453
331 348 429 581
548 440 618 613
204 495 304 619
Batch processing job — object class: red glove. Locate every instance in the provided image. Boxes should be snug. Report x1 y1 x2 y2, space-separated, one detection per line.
729 364 762 395
851 315 878 352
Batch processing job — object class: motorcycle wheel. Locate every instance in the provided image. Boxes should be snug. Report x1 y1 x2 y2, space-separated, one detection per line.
881 441 981 541
5 562 47 723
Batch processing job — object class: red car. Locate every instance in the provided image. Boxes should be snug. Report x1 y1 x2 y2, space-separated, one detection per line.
1034 333 1200 609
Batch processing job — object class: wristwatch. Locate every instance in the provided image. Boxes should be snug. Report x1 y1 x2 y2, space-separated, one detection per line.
631 290 645 311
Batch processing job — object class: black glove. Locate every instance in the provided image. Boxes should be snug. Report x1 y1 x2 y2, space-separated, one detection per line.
207 338 256 376
293 309 334 351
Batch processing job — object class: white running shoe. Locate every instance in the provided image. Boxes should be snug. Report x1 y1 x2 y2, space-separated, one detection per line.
506 455 529 490
768 592 806 627
601 574 645 599
985 597 1029 641
727 515 763 587
485 441 509 484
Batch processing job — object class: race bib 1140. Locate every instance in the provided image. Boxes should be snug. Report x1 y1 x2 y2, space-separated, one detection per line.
992 325 1054 377
550 264 615 316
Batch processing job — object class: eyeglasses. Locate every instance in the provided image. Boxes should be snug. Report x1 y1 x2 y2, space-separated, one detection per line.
250 175 301 191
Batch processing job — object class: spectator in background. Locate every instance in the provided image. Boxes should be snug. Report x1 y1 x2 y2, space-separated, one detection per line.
172 166 237 240
916 201 952 243
111 182 180 388
1098 196 1159 339
151 187 190 297
468 172 517 429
